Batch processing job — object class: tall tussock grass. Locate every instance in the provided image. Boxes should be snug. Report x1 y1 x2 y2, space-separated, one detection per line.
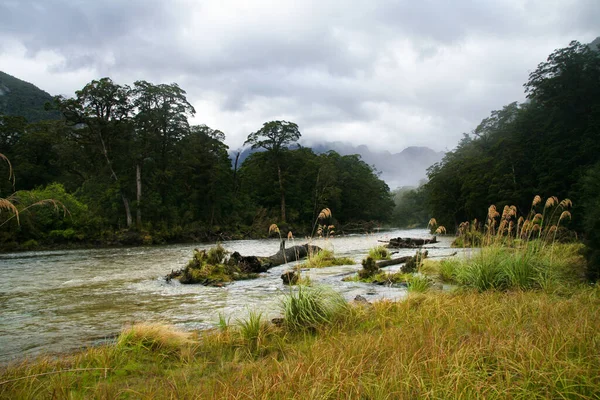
3 288 600 398
442 196 586 291
439 243 586 291
281 285 350 332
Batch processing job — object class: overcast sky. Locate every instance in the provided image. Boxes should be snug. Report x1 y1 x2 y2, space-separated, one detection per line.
0 0 598 153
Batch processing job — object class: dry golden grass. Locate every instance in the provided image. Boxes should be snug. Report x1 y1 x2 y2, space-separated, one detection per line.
116 323 196 352
269 223 280 234
318 207 332 220
2 288 600 399
0 153 14 186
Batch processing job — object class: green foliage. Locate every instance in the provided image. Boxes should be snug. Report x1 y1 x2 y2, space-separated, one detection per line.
357 256 379 279
244 120 301 153
239 149 393 232
281 286 349 332
580 162 600 280
237 311 270 354
424 40 600 237
367 245 391 260
403 250 428 273
391 186 429 228
178 245 259 285
300 249 354 268
1 75 394 248
406 275 432 293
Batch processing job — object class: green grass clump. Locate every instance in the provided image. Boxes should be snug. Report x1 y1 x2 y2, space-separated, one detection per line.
436 243 585 291
3 288 600 398
300 249 354 268
236 311 272 354
368 245 391 260
281 285 349 332
406 275 432 292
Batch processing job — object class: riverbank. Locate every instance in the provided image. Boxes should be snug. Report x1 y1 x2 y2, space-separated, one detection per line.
2 286 599 399
0 222 392 253
0 228 253 253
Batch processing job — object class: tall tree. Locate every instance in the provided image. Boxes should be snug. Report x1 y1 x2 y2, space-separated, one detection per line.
244 120 301 222
55 78 135 227
131 81 195 227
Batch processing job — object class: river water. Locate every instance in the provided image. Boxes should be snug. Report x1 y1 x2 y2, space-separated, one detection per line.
0 229 455 363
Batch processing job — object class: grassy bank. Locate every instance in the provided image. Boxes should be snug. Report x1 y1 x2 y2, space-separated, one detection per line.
2 285 600 399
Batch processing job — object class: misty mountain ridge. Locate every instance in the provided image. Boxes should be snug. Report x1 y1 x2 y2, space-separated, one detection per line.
232 141 444 189
308 141 444 189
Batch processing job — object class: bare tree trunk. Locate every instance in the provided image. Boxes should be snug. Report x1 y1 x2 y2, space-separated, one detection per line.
136 163 142 229
122 195 133 228
277 162 286 222
233 152 240 194
98 130 133 228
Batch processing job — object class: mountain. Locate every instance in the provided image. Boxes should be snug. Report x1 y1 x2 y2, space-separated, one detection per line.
231 141 444 189
0 71 60 122
309 141 444 189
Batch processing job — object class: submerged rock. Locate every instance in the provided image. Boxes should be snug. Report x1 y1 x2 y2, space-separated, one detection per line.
281 270 300 285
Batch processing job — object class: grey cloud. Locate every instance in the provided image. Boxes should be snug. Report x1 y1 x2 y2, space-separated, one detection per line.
0 0 173 52
0 0 596 154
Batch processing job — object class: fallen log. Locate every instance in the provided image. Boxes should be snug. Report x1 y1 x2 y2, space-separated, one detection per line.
259 244 322 269
385 236 437 248
375 256 411 268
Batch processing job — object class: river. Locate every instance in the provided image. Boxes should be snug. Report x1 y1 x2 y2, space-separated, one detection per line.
0 229 455 363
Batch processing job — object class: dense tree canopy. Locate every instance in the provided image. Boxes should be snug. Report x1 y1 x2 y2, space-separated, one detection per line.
0 83 394 249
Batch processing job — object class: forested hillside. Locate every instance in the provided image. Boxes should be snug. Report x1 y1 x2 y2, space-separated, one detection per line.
0 71 60 122
421 39 600 278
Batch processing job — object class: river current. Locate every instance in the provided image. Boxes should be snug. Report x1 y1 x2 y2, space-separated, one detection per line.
0 229 455 363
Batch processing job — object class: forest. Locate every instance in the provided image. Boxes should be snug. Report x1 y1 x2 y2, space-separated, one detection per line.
0 78 393 250
396 40 600 279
